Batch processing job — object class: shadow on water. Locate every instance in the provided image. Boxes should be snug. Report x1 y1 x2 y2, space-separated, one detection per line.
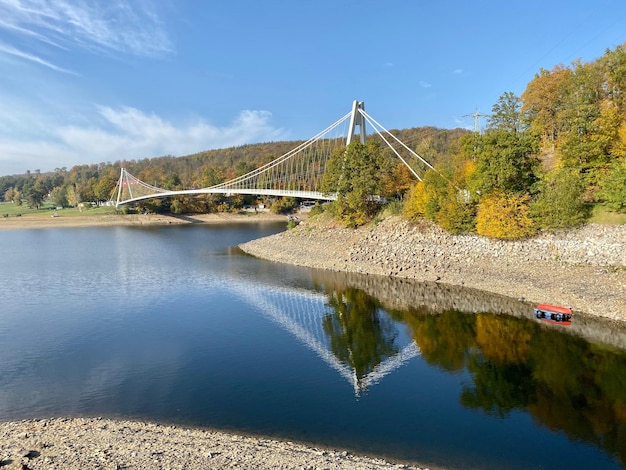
301 270 626 469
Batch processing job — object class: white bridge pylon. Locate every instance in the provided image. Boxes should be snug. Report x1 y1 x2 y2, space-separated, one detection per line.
115 100 436 207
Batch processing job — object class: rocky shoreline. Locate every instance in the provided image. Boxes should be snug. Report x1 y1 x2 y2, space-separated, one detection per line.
240 215 626 322
0 418 424 470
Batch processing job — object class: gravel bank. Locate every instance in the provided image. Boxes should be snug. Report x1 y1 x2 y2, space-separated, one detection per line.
0 418 424 470
240 215 626 322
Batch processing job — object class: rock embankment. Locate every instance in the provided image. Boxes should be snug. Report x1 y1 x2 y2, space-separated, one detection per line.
240 216 626 322
0 418 425 470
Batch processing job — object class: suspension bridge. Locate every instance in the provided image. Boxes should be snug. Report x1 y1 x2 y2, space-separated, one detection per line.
115 101 436 207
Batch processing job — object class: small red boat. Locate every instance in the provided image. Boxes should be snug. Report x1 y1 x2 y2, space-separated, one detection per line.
534 304 573 325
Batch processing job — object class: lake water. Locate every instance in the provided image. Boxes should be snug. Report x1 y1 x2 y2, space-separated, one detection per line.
1 222 625 469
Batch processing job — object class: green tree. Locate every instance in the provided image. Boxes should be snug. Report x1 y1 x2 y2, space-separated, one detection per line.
270 197 297 214
162 172 182 190
436 185 476 234
49 186 68 208
556 60 609 187
23 178 47 209
531 169 589 229
200 166 224 187
598 158 626 212
321 140 390 227
466 129 539 197
599 43 626 115
77 177 96 203
488 91 524 133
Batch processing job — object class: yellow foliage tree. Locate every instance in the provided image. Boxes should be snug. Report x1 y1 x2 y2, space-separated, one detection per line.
611 122 626 158
402 181 428 220
476 192 535 239
435 185 475 234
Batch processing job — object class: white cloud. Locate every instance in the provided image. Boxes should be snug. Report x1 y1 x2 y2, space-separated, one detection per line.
0 0 172 60
0 42 76 73
453 69 463 74
0 105 288 174
419 80 432 88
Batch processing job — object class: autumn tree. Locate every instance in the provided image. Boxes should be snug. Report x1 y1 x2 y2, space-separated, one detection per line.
4 187 15 203
66 185 79 207
402 169 447 221
380 162 414 200
403 150 476 235
521 65 572 160
476 192 535 239
555 60 610 187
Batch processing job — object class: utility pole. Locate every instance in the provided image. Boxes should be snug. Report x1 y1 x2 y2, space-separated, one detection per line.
463 108 488 134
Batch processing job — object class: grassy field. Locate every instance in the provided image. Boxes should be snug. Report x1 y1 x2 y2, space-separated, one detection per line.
1 202 118 218
589 205 626 224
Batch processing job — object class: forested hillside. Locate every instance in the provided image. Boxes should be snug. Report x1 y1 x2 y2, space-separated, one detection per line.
0 126 468 214
402 43 626 238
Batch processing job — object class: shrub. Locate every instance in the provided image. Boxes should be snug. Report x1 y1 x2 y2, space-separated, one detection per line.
476 192 535 239
402 170 448 222
383 199 404 216
436 186 476 234
308 202 325 216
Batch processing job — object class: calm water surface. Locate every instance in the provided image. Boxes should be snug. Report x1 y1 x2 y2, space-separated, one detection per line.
1 222 625 469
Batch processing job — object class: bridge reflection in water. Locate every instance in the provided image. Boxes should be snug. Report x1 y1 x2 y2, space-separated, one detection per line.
234 281 419 397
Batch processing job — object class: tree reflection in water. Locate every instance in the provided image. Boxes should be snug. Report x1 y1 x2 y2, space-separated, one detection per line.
317 281 626 466
322 288 401 394
400 308 626 467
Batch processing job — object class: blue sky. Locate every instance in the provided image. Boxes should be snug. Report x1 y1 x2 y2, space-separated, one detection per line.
0 0 625 175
